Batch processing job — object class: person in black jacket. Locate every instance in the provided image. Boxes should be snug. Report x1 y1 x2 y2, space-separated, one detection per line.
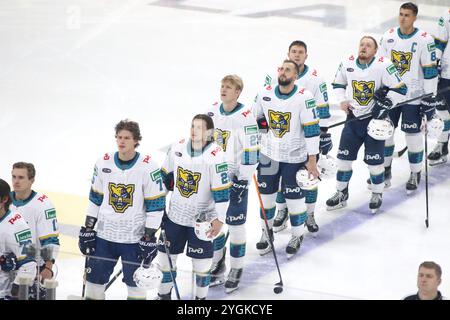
404 261 446 300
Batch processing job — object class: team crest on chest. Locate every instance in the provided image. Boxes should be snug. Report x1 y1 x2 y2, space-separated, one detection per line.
213 129 231 152
268 110 291 138
352 80 375 106
108 183 135 213
391 50 412 76
176 167 201 198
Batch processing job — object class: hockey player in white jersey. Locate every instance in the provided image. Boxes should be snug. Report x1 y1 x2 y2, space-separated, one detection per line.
327 36 407 213
427 9 450 165
0 179 37 300
205 75 259 293
253 59 320 258
265 40 332 235
156 114 230 300
10 162 59 300
78 120 165 300
378 2 439 193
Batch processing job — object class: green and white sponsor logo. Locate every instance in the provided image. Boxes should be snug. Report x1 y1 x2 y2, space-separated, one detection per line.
15 229 32 243
215 163 228 174
305 99 316 109
45 208 56 220
150 169 161 182
428 43 436 52
319 82 327 93
244 125 258 135
387 64 397 75
264 74 272 86
439 17 444 27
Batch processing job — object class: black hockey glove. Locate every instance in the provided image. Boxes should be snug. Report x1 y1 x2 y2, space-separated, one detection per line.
231 178 249 204
78 226 97 255
257 116 268 133
0 252 17 272
372 97 393 119
421 96 439 120
138 228 158 266
163 171 174 191
374 86 390 102
319 132 333 156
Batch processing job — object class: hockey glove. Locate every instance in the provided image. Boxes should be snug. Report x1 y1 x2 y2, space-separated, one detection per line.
163 171 174 191
421 96 439 120
374 86 390 102
0 252 17 272
372 97 393 119
319 132 333 155
138 228 158 266
78 226 97 255
257 116 268 133
231 178 249 204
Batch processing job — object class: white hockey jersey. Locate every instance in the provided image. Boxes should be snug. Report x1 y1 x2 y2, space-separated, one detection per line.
205 102 259 182
253 84 320 163
264 65 331 128
0 209 35 298
332 55 407 117
10 191 60 261
380 27 438 102
435 9 450 79
87 152 166 243
161 139 231 227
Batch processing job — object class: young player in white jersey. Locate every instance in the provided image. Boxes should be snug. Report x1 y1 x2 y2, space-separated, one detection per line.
378 2 439 193
0 179 37 300
265 40 332 235
327 36 407 213
427 9 450 165
253 59 320 258
156 114 230 300
78 120 165 300
9 162 59 300
205 75 259 293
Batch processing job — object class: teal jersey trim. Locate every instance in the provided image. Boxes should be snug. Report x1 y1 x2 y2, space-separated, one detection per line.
275 85 298 100
423 66 438 79
187 140 213 157
0 209 12 223
298 65 309 79
144 196 166 213
89 188 104 206
11 191 37 207
332 83 347 89
397 27 418 39
220 102 244 116
435 38 447 53
390 83 408 95
356 57 375 70
114 152 140 170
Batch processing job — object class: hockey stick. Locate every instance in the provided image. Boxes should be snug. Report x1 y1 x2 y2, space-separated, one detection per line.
252 174 284 294
161 229 181 300
81 255 89 298
424 118 430 228
105 269 123 291
394 146 408 157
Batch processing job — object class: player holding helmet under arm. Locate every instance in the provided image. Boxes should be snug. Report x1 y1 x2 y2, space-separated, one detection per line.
327 36 407 214
156 114 231 300
205 75 259 293
378 2 439 192
264 40 332 235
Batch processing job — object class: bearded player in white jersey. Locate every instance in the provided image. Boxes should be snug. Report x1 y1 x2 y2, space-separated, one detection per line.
253 59 320 258
265 40 332 235
378 2 439 193
10 162 59 300
205 75 259 293
78 120 166 300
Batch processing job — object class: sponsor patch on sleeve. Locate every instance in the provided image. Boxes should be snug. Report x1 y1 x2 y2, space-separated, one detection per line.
387 64 397 75
244 125 258 135
319 83 327 93
215 163 228 174
15 229 32 243
45 209 56 220
428 43 436 52
150 169 161 182
305 99 316 109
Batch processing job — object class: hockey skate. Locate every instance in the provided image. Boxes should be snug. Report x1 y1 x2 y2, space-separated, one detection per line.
273 208 288 233
428 142 448 166
209 249 226 287
406 172 421 195
306 212 319 233
326 188 349 211
256 229 273 256
367 166 391 190
369 193 382 214
286 235 303 259
224 268 243 294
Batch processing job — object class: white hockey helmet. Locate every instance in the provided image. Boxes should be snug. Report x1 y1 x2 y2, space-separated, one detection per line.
194 220 213 242
427 116 444 139
317 155 338 179
296 169 320 190
367 118 394 141
133 263 162 290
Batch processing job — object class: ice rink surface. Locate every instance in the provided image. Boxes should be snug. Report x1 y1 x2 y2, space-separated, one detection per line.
1 0 450 300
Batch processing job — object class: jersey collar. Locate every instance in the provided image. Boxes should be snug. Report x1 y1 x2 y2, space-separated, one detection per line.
397 27 418 39
187 139 213 157
219 102 244 116
275 84 298 100
114 152 140 170
356 57 375 70
11 191 37 207
297 65 309 79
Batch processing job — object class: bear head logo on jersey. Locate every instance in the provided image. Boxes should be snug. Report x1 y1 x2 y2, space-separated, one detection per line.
108 183 135 213
213 129 230 152
351 80 375 106
391 50 412 76
268 110 291 138
176 167 201 198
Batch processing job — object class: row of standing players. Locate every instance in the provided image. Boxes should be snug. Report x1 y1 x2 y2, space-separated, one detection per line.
1 2 450 300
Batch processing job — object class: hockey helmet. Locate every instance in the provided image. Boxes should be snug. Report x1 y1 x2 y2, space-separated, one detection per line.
317 155 338 179
133 262 162 290
367 118 394 141
296 169 320 190
427 116 444 139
